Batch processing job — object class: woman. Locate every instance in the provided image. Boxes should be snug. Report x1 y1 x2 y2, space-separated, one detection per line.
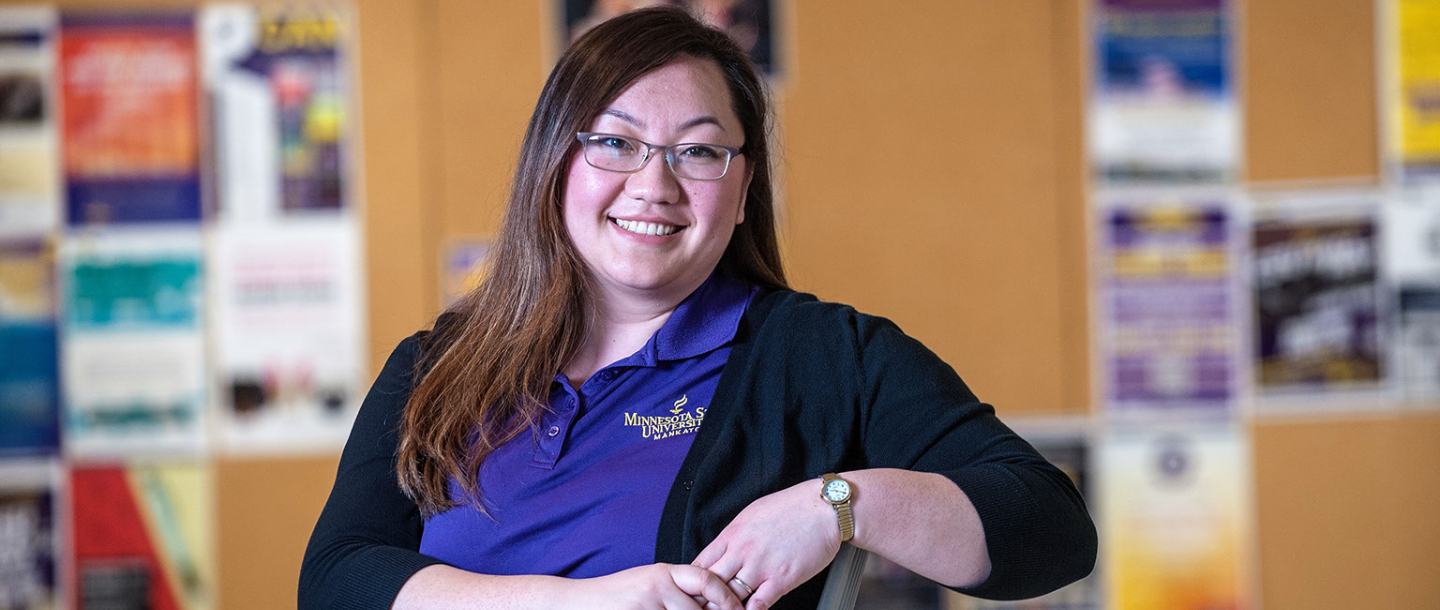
300 7 1096 610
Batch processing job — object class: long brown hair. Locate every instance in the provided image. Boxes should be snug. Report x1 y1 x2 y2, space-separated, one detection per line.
396 6 787 516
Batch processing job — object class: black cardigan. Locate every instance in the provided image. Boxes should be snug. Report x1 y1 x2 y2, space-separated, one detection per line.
299 289 1097 610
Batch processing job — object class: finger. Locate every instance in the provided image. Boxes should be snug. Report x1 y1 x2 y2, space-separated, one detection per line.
692 539 727 569
671 565 743 610
705 552 744 582
726 575 754 602
660 587 704 610
745 581 781 610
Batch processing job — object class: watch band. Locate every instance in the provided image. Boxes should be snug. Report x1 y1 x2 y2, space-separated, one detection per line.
820 473 855 542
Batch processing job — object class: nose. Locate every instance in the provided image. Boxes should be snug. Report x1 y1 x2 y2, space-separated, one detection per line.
623 148 681 204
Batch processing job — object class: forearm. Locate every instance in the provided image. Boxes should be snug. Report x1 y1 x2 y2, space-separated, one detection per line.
841 468 991 589
394 565 566 610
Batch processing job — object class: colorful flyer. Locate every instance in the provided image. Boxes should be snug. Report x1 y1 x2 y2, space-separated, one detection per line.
0 241 61 456
210 219 364 453
0 6 62 239
1090 0 1237 184
1387 0 1440 182
1098 426 1254 610
1250 193 1385 395
59 13 200 225
0 460 60 610
201 4 355 220
60 230 206 458
440 236 489 309
70 462 214 610
561 0 777 76
1384 189 1440 401
1097 194 1239 418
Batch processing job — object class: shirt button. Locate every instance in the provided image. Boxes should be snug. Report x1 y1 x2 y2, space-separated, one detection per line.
547 425 560 437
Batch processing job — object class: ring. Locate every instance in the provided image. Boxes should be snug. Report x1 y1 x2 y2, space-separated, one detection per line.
730 576 754 597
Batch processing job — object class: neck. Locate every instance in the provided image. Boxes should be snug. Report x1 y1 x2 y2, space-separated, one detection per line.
562 278 700 388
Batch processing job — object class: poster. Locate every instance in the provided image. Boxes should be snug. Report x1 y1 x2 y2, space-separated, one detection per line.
1251 194 1384 395
1384 189 1440 401
946 433 1096 610
1388 0 1440 182
210 220 364 453
560 0 777 76
1098 427 1254 610
1097 195 1239 419
440 236 489 309
1090 0 1237 184
0 6 61 239
0 460 59 610
60 13 201 225
0 241 60 456
61 231 206 458
202 3 355 220
70 463 213 610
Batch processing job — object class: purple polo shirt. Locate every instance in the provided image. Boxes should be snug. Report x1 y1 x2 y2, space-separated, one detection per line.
418 273 755 577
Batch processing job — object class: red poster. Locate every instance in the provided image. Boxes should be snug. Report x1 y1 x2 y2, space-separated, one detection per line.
60 13 201 224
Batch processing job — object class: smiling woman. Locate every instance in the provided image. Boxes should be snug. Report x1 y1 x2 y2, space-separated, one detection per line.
299 7 1096 610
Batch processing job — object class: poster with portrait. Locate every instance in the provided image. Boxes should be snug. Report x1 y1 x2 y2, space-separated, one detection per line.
60 230 206 459
210 219 364 453
945 432 1097 610
0 241 61 456
201 3 356 220
1090 0 1237 184
1385 0 1440 182
1097 194 1240 419
1250 192 1385 396
560 0 777 76
69 462 214 610
1384 189 1440 402
0 6 61 240
1098 426 1254 610
0 460 60 610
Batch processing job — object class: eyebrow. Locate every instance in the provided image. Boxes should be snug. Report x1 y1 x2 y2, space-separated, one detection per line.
600 109 727 133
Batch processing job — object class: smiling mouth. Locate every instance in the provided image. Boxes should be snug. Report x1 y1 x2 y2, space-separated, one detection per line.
611 217 685 236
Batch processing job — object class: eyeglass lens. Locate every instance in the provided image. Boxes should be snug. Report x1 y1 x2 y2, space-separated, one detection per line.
581 134 732 180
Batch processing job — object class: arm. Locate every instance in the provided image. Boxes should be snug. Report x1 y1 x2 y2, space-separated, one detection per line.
300 335 746 610
299 335 444 610
853 315 1096 600
693 314 1095 608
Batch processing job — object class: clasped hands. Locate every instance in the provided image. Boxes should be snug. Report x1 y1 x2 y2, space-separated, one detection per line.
575 478 841 610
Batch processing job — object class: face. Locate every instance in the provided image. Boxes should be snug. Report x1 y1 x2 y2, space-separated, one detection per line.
562 56 751 306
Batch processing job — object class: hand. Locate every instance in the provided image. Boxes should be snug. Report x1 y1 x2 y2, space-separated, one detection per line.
561 563 745 610
692 479 841 610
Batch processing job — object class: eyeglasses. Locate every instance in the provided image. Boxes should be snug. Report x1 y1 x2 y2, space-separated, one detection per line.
576 132 743 181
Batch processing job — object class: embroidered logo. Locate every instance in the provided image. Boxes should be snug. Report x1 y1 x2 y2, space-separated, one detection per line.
623 394 705 440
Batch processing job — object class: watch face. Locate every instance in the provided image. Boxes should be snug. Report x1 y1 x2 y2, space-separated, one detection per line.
823 478 850 503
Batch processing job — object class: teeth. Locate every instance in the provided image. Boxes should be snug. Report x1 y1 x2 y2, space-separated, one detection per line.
614 218 680 236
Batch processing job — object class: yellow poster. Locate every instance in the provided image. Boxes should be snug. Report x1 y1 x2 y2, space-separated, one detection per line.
1396 0 1440 178
1099 427 1255 610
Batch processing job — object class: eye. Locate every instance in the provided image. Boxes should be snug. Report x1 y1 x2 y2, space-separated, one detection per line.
590 135 637 154
677 144 724 160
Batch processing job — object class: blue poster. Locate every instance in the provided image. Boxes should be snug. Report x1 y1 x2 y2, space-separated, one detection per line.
1091 0 1237 184
0 242 60 455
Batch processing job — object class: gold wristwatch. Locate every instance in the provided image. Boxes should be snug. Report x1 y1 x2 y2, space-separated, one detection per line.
820 473 854 542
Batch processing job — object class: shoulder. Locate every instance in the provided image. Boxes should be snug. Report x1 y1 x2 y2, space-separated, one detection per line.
745 287 908 344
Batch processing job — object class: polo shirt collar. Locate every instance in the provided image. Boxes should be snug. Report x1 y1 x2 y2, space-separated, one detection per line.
633 272 754 366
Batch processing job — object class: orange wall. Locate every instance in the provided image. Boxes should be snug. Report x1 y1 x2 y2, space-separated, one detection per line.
39 1 1440 609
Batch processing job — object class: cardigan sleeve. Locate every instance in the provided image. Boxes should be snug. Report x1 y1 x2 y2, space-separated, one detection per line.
298 334 445 610
853 314 1097 601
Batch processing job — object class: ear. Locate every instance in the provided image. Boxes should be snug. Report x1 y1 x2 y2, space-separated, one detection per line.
736 162 754 225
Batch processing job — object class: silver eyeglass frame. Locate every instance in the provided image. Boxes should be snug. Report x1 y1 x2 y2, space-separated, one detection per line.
575 132 744 181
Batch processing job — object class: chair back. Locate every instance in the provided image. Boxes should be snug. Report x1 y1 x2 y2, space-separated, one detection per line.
815 544 870 610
